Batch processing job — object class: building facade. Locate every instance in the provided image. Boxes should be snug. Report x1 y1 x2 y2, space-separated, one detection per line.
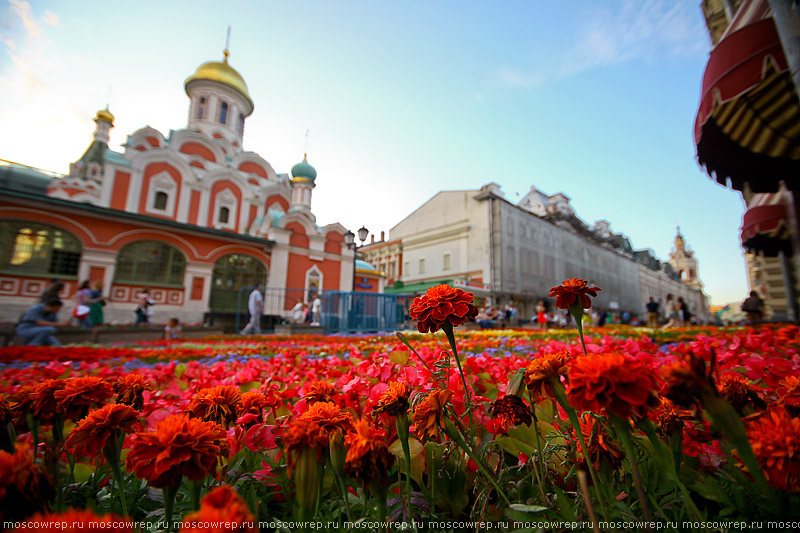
385 183 710 321
0 49 355 324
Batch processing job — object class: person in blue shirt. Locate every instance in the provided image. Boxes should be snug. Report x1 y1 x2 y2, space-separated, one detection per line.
16 298 70 346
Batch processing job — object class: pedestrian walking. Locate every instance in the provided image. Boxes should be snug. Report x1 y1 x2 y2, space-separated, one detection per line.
240 284 264 335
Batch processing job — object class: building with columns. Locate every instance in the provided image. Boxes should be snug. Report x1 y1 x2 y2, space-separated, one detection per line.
0 48 355 324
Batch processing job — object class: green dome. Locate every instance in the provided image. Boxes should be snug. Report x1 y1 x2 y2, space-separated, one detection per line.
291 155 317 182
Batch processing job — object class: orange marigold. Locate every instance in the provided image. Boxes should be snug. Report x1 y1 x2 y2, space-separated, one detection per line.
661 357 713 408
567 352 658 419
408 284 478 333
411 389 453 442
576 414 624 472
374 381 412 417
297 401 354 437
303 381 338 405
54 377 114 421
187 385 243 428
343 419 395 488
524 351 571 399
65 403 139 458
20 380 66 424
113 373 151 411
0 444 56 522
718 373 765 412
240 390 269 423
180 485 257 533
745 407 800 492
126 414 230 488
651 397 690 437
11 509 131 533
777 376 800 408
489 394 532 433
549 278 601 310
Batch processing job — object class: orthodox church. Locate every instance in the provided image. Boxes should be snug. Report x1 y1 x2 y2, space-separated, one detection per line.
0 48 357 325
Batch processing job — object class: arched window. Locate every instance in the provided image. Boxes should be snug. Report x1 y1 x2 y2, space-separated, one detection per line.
237 113 245 134
114 241 186 286
153 191 168 210
209 254 267 311
219 101 228 125
196 96 207 119
0 221 81 276
218 206 230 224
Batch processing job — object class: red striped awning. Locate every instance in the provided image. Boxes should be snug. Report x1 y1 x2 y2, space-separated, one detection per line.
695 0 800 193
741 192 791 255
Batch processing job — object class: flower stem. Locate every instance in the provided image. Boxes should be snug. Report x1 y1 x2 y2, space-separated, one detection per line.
396 414 414 526
103 433 128 517
442 321 474 432
548 378 609 522
163 481 179 533
527 391 548 502
443 417 511 506
609 413 652 523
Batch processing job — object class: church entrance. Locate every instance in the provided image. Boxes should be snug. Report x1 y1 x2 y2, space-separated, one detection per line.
209 254 267 312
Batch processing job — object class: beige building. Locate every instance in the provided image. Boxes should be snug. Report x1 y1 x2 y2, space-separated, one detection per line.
387 183 710 321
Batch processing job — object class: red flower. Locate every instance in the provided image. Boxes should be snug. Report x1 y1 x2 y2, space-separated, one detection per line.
409 284 478 333
113 374 151 411
65 403 139 458
180 485 256 533
374 381 412 417
187 385 243 428
0 444 56 522
126 414 229 488
745 407 800 492
489 394 532 434
549 278 601 310
297 401 354 437
343 419 395 488
718 373 765 412
524 351 571 400
567 352 658 419
411 389 453 442
11 509 131 533
303 381 338 405
777 376 800 408
54 377 114 421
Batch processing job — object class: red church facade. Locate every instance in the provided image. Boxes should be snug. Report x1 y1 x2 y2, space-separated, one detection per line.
0 49 355 325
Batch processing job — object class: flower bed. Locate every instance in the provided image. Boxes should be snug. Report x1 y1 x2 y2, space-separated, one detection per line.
1 288 799 531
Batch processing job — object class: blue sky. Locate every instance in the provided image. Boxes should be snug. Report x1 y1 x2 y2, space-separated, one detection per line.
0 0 748 305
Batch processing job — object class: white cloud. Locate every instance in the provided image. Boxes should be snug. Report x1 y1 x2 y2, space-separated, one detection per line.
9 0 42 37
493 1 708 89
43 11 60 27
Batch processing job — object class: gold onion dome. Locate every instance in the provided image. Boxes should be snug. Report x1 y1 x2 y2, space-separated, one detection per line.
184 50 254 114
95 106 114 125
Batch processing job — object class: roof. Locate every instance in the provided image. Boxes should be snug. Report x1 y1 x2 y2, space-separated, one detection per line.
184 53 254 114
104 150 130 167
0 161 53 195
0 186 275 247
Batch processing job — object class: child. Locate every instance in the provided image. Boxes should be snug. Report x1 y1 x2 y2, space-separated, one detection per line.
164 317 182 340
135 288 154 326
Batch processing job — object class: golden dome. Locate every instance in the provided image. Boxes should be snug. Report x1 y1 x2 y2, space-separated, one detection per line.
95 106 114 125
184 51 254 113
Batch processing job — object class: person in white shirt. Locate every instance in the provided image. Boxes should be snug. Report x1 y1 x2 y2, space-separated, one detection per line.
311 294 322 326
240 284 264 335
292 299 305 323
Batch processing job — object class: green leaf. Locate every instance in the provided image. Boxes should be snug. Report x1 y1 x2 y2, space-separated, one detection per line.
174 363 187 379
238 381 261 393
509 504 547 513
389 350 410 365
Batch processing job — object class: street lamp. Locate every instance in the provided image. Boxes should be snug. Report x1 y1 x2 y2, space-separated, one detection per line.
344 226 369 291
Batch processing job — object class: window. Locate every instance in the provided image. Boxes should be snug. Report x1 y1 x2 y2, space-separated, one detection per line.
153 191 168 210
443 252 451 270
196 96 206 119
388 262 396 279
0 221 81 276
237 113 245 135
209 254 267 311
419 258 426 274
219 101 228 124
114 241 186 286
218 206 230 224
403 261 409 276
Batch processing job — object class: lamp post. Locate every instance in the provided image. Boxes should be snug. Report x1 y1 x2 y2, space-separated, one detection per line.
344 226 369 292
